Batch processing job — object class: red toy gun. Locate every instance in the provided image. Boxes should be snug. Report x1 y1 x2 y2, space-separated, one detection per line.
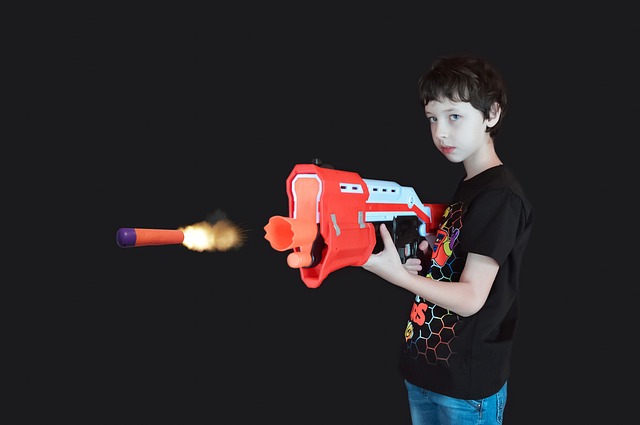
264 160 446 288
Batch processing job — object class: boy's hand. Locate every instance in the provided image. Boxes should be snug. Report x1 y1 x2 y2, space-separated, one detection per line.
406 237 432 275
362 223 408 280
403 257 423 275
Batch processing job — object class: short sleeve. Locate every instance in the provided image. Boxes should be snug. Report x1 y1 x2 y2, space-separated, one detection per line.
458 188 526 265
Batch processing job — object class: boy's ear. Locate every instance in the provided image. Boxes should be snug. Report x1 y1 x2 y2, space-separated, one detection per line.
487 102 501 127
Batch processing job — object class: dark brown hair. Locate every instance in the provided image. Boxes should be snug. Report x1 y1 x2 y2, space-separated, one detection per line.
418 55 508 139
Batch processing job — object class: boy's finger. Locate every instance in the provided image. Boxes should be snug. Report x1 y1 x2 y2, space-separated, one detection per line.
379 223 396 248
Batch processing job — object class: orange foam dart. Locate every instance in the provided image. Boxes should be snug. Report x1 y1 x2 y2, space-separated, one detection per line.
116 228 185 248
264 176 320 268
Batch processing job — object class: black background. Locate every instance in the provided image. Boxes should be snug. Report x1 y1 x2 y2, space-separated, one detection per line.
9 4 628 424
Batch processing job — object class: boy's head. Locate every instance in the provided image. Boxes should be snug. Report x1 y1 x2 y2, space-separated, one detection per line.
418 55 507 139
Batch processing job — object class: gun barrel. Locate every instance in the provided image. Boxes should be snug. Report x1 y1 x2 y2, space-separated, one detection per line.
116 228 185 248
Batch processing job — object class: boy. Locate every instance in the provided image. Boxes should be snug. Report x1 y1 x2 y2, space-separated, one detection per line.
363 55 534 424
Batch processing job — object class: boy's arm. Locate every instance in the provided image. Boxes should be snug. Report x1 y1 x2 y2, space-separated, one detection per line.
364 223 498 317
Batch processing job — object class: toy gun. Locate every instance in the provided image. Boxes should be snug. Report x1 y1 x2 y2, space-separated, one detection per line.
264 160 446 288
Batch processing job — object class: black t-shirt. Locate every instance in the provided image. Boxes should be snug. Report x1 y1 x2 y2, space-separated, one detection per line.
398 165 535 399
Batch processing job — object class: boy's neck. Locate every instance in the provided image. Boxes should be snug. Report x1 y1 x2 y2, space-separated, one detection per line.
463 153 503 181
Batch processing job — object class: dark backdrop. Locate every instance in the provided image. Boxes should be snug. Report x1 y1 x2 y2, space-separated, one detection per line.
10 4 627 424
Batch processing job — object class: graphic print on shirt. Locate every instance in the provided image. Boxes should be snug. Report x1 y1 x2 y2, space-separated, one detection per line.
403 202 464 366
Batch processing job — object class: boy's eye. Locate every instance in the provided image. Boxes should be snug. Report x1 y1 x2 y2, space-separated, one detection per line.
427 116 437 123
450 114 460 121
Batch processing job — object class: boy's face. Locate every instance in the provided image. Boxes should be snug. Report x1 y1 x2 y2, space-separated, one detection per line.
424 99 492 164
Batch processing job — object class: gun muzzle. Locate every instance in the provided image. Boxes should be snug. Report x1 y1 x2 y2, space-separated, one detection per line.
264 216 318 268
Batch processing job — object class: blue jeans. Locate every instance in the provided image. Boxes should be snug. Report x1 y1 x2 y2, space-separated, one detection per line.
404 379 507 425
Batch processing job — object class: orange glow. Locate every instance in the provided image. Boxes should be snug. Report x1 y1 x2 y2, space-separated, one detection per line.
179 219 245 252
